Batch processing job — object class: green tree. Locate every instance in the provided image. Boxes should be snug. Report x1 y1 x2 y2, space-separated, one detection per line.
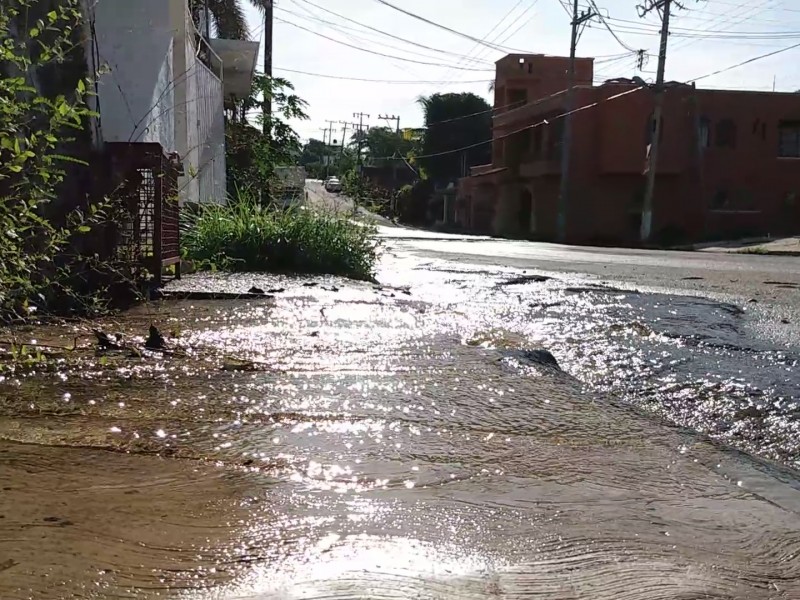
299 138 326 167
0 0 127 317
189 0 271 40
363 126 414 166
225 74 308 197
417 92 491 183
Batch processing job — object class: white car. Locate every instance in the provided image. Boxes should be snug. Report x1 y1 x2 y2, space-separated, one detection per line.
324 177 342 193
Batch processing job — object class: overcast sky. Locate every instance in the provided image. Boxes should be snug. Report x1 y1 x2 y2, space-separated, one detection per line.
242 0 800 144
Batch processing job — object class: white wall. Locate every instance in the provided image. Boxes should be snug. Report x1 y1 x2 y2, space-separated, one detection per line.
86 0 226 204
88 0 178 152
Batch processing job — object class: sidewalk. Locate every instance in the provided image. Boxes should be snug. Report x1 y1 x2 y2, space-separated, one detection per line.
691 236 800 256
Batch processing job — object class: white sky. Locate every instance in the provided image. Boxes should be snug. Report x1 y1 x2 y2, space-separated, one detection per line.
242 0 800 143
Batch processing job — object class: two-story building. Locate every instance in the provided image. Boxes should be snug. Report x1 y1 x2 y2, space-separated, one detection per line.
457 54 800 245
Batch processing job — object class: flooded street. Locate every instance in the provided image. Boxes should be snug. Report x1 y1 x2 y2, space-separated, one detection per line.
2 231 800 598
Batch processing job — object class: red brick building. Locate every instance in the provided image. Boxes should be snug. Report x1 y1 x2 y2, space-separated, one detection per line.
457 54 800 245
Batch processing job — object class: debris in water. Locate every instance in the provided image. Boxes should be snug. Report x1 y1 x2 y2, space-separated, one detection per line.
93 330 121 350
303 282 319 288
248 286 266 295
145 325 166 350
222 360 257 372
268 288 286 294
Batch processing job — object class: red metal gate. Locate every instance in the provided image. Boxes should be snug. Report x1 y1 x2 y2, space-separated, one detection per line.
106 143 181 286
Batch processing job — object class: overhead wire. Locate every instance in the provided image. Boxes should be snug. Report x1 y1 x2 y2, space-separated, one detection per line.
438 0 531 86
585 0 639 53
370 37 800 163
275 4 493 66
371 0 529 53
273 15 493 71
289 0 494 64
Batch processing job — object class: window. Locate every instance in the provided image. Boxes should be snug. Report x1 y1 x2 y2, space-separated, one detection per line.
698 117 711 149
715 119 736 148
778 121 800 158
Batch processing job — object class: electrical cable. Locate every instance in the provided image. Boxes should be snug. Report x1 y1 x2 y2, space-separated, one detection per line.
369 38 800 162
585 0 639 53
289 0 496 65
371 0 529 53
273 16 494 71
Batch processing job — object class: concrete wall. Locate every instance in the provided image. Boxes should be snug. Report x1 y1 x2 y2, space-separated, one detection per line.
88 0 178 152
85 0 226 204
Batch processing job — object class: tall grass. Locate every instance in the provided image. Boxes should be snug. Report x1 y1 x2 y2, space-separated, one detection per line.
181 195 378 280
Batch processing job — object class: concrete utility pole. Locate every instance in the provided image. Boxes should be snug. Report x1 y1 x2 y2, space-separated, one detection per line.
353 112 370 169
639 0 673 242
263 0 273 134
378 114 400 133
556 0 595 243
324 120 337 177
379 114 402 191
339 121 358 154
320 127 329 173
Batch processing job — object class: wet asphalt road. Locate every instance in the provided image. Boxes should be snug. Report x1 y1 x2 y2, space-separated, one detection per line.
1 227 800 598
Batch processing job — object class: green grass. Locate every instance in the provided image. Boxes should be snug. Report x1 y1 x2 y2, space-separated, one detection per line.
181 195 378 280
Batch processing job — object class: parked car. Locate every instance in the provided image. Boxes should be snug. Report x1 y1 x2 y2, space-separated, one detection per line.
325 177 342 193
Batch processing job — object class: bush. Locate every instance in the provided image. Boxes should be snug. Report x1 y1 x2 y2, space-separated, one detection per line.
181 193 378 281
0 0 138 319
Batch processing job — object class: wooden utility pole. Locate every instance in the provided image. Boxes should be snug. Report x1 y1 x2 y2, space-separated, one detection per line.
556 0 595 243
263 0 273 134
639 0 672 242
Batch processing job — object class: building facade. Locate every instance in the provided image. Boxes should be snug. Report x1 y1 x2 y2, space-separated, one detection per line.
457 54 800 245
81 0 257 205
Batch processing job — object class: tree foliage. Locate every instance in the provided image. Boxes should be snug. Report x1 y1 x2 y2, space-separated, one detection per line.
189 0 272 40
226 74 308 197
417 92 491 183
362 126 414 166
0 0 122 318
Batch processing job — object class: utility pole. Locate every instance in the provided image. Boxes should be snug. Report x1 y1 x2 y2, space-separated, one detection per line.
379 114 402 192
339 121 357 154
353 112 370 169
263 0 273 134
556 0 595 244
378 114 400 133
324 120 337 178
639 0 672 242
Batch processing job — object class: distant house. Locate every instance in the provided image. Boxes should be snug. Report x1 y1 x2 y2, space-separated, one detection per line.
457 54 800 245
80 0 258 205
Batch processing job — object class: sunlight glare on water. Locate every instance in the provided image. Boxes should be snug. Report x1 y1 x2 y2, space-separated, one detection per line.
1 253 800 598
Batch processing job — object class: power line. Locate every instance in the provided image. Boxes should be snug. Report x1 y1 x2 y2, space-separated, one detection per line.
586 0 640 53
371 0 528 53
283 0 493 65
439 0 530 84
274 67 492 85
275 4 492 66
274 16 494 71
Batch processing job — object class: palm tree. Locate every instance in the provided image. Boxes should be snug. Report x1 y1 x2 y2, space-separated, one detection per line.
189 0 271 40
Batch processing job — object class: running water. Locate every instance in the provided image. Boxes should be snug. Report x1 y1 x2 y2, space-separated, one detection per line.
0 251 798 598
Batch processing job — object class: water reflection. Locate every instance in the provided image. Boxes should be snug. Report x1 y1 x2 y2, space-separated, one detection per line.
0 254 799 597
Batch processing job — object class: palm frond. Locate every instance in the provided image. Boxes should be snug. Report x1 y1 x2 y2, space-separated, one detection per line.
209 0 249 40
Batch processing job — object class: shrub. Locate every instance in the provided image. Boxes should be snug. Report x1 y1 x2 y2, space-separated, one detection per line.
0 0 133 319
181 193 378 281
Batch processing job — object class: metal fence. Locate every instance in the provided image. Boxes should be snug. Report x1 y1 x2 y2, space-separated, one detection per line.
106 142 181 286
195 60 226 203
